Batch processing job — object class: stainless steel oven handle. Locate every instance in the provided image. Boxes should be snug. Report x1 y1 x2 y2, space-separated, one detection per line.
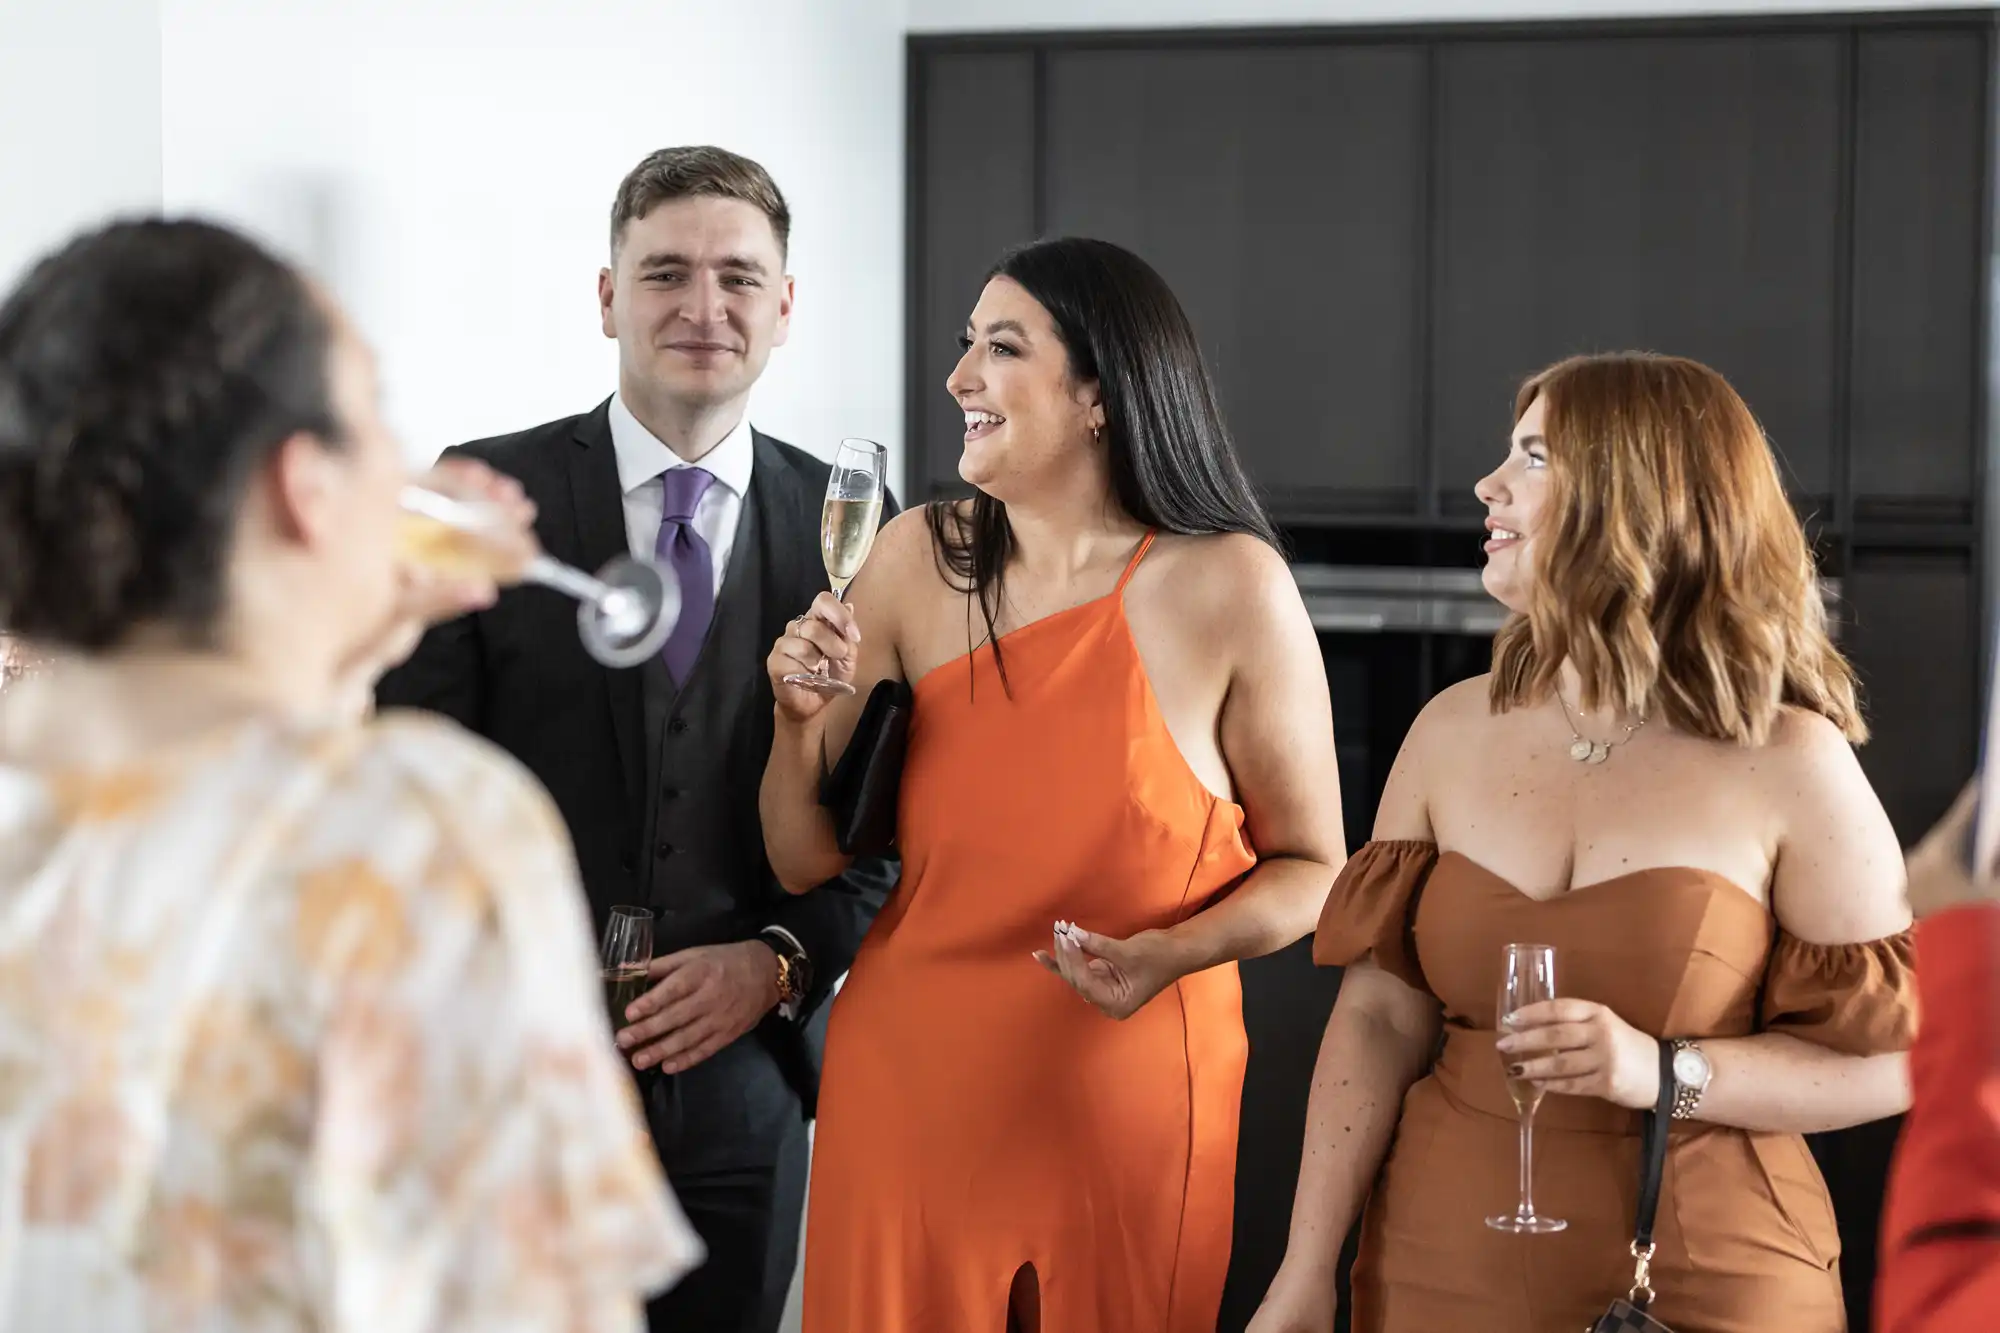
1313 611 1390 632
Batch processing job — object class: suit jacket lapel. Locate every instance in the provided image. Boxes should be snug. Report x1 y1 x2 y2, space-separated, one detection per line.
566 400 647 823
752 431 823 647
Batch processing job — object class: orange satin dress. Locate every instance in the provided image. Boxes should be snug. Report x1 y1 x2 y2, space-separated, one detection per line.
802 534 1257 1332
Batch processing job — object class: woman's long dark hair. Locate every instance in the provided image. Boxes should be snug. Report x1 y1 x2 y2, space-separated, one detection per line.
926 237 1277 684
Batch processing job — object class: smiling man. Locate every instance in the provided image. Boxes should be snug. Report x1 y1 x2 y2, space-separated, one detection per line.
376 146 893 1333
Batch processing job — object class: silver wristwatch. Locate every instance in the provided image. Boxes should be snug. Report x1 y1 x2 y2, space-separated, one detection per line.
1669 1039 1712 1120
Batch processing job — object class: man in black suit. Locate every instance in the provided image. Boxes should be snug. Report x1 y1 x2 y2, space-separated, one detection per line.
376 145 892 1333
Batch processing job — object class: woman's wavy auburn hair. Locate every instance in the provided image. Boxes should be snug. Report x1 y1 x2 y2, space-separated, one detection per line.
1489 352 1864 747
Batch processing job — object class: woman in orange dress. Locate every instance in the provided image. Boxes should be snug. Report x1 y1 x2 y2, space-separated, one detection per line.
1250 353 1916 1333
758 237 1347 1332
1877 787 2000 1333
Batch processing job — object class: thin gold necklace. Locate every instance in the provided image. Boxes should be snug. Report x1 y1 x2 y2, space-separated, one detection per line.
1556 688 1646 765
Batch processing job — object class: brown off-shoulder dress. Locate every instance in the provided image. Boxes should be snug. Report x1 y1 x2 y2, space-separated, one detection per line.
1316 841 1916 1333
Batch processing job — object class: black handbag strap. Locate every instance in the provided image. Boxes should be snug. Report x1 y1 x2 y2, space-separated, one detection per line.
1626 1040 1678 1305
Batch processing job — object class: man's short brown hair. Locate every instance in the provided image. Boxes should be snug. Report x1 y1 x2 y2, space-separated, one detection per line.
610 146 791 258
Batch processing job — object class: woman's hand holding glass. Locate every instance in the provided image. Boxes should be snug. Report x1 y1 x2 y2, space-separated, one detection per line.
334 458 536 713
1496 997 1662 1110
767 592 861 725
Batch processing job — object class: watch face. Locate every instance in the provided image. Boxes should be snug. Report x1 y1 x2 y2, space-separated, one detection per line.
1673 1047 1710 1088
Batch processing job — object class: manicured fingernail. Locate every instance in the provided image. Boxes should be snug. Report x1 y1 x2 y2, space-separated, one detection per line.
1508 1063 1525 1077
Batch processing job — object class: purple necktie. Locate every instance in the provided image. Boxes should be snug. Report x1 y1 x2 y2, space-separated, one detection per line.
656 467 716 684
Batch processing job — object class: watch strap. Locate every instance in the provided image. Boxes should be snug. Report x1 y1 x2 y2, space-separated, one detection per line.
1669 1038 1707 1120
759 927 809 1019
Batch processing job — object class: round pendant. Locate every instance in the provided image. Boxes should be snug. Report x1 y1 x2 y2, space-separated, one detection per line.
1587 742 1610 765
1569 739 1595 762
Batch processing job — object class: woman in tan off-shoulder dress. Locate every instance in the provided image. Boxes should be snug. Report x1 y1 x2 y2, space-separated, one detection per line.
0 219 700 1332
1250 353 1916 1333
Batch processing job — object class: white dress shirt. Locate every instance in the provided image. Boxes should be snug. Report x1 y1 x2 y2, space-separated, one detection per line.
608 392 756 591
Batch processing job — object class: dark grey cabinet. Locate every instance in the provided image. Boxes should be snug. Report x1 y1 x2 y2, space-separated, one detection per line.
1431 34 1845 517
1041 45 1428 520
1849 30 1988 529
1845 551 1979 839
912 51 1038 500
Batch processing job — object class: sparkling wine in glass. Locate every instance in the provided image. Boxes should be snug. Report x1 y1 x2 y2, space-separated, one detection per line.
398 486 678 669
783 438 887 696
1487 941 1567 1234
600 905 655 1031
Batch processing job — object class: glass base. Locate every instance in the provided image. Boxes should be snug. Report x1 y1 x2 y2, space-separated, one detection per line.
782 670 856 696
577 557 675 669
1485 1211 1567 1233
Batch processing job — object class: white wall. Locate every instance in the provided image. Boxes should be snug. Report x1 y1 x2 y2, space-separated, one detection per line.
0 0 163 294
910 0 1991 31
160 0 908 485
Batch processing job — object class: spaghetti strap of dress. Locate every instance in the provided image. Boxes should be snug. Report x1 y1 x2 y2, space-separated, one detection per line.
1114 531 1158 594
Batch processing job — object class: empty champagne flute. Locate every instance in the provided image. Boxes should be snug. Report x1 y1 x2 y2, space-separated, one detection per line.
1488 941 1567 1233
600 905 655 1031
398 485 678 669
783 438 888 695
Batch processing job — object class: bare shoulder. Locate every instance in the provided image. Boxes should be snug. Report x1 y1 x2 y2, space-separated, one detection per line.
1758 706 1909 943
1407 674 1494 748
866 502 944 573
1147 531 1298 640
1753 706 1878 813
1765 704 1862 763
842 502 955 622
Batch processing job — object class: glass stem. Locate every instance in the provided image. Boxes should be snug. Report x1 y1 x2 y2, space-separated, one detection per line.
812 581 850 676
1518 1114 1536 1218
524 554 614 606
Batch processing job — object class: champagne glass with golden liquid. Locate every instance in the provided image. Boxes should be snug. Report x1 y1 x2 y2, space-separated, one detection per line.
783 438 887 696
1487 942 1567 1233
600 905 654 1031
397 486 677 668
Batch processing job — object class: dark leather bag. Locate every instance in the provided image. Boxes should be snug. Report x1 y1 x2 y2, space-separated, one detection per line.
818 678 911 857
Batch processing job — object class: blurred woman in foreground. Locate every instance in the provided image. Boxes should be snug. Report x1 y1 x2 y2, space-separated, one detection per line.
0 218 699 1331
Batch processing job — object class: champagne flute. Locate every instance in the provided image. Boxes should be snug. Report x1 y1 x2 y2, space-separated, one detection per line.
600 905 655 1031
397 485 678 669
1487 941 1567 1233
783 438 888 695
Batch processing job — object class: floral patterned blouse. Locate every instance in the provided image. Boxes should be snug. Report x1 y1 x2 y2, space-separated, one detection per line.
0 710 701 1332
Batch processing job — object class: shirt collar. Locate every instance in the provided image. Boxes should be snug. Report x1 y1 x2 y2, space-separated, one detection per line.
608 393 756 500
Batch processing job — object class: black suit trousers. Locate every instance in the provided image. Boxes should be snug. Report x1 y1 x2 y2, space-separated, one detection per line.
642 1031 811 1333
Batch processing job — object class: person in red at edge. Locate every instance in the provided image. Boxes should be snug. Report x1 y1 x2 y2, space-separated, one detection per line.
1879 784 2000 1333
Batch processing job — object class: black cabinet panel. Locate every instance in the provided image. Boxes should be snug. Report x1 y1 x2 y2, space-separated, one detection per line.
914 52 1038 500
1850 29 1988 526
1433 35 1844 515
1845 551 1977 841
1042 45 1428 520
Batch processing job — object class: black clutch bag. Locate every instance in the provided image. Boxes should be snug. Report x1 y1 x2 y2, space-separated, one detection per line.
1587 1041 1681 1333
818 678 911 857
